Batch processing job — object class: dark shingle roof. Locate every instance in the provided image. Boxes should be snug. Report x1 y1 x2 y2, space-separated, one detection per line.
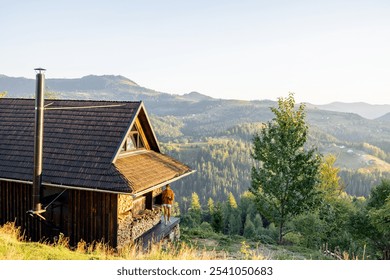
0 98 139 192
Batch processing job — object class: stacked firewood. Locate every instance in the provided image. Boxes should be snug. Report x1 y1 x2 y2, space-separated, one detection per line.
117 207 162 247
117 211 134 247
130 208 161 240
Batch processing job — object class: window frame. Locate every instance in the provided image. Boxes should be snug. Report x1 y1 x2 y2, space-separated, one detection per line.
120 127 145 154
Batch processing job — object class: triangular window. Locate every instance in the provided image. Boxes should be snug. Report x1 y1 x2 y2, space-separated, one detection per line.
120 125 144 153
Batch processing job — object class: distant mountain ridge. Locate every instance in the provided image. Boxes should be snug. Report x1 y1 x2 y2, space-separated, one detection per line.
307 102 390 120
1 74 389 119
377 112 390 122
48 75 139 91
1 74 389 148
0 74 158 98
1 74 390 199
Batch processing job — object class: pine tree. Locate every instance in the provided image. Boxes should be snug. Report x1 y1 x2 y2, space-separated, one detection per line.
240 191 257 228
211 202 223 232
187 192 202 226
253 213 264 236
203 197 215 223
228 212 242 235
243 214 256 238
227 192 238 209
222 192 242 235
190 192 202 210
207 197 215 214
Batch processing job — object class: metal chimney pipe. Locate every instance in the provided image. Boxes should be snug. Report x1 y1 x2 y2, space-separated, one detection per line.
32 68 46 213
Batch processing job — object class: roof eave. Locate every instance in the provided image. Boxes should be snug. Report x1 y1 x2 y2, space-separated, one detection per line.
130 169 196 198
0 177 132 195
139 101 161 152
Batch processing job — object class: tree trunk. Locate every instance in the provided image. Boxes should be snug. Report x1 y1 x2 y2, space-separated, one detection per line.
384 249 390 260
278 205 285 244
278 220 284 244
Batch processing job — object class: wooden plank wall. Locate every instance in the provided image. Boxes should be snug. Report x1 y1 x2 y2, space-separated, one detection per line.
67 189 118 247
0 181 42 241
1 182 119 247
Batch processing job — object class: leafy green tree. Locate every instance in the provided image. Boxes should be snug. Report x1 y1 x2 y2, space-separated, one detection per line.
318 194 357 251
347 199 375 257
313 154 364 255
367 180 390 209
366 180 390 259
345 182 390 259
369 198 390 234
318 154 344 201
0 91 7 98
291 211 326 248
250 93 321 244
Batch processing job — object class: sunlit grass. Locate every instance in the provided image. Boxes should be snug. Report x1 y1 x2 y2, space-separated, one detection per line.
2 222 341 260
0 222 260 260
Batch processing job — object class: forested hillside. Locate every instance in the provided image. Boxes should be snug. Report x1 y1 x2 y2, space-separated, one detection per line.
174 95 390 260
2 74 390 259
2 74 390 208
153 115 390 211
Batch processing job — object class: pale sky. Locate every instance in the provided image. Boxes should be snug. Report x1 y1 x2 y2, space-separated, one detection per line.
1 0 390 104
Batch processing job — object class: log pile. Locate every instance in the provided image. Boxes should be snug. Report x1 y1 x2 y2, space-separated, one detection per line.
131 208 161 240
117 206 162 247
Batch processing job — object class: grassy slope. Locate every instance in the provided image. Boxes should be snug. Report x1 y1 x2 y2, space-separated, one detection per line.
180 227 332 260
0 223 332 260
0 224 111 260
0 223 250 260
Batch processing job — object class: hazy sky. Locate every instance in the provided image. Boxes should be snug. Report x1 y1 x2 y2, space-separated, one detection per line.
1 0 390 104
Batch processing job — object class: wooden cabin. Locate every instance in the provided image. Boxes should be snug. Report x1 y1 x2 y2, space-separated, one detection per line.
0 98 193 248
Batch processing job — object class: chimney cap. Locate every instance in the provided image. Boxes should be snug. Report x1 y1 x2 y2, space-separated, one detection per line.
34 68 46 74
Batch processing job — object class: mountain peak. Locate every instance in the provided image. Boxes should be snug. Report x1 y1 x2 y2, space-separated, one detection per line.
182 91 214 101
81 75 139 87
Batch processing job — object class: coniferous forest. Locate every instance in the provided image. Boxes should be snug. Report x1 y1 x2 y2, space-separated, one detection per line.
153 94 390 260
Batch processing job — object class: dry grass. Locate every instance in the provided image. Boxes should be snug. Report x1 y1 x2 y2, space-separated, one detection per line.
0 223 254 260
116 239 226 260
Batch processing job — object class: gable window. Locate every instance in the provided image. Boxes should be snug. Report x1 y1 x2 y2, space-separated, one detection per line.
121 126 145 153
